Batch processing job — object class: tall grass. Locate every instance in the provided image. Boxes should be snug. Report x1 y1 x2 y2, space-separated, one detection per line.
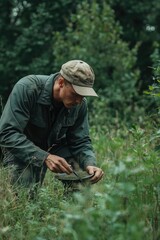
1 121 160 240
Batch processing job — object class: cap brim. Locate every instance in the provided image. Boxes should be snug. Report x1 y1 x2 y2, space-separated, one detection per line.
72 84 98 97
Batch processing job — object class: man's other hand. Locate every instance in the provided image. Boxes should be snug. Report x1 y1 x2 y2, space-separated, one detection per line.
86 166 104 183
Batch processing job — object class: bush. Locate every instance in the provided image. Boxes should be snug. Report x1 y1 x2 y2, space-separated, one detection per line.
53 0 140 122
1 123 160 239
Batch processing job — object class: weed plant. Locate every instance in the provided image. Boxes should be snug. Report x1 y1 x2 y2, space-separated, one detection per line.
1 120 160 240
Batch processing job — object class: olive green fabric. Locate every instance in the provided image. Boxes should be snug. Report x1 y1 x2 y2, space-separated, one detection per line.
0 73 96 172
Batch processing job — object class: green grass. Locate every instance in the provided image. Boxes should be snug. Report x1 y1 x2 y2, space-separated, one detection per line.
1 123 160 240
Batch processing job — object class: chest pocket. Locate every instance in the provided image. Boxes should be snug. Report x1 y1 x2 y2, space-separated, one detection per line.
50 107 79 143
58 118 75 138
26 105 49 147
30 117 46 128
29 105 48 128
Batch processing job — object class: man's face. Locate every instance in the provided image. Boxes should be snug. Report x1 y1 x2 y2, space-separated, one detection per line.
59 80 84 108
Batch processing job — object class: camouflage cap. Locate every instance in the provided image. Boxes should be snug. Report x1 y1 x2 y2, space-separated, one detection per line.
60 60 98 97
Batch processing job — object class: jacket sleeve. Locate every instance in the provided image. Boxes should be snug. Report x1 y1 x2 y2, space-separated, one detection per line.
66 99 97 169
0 81 49 167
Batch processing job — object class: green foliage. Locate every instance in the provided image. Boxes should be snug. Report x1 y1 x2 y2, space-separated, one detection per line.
0 0 79 101
109 0 160 90
53 0 140 121
144 63 160 103
109 0 160 43
88 90 150 129
0 0 159 122
59 124 160 240
1 122 160 239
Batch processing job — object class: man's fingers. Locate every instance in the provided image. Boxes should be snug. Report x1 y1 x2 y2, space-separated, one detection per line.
87 168 94 175
45 155 72 174
58 158 73 173
90 170 104 183
86 166 104 184
45 159 60 172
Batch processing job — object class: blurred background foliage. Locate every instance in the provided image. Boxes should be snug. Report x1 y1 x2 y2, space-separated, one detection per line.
0 0 160 125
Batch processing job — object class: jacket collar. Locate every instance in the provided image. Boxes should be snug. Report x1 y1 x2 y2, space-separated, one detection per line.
37 73 59 105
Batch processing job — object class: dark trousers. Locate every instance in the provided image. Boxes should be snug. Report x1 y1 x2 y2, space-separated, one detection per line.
8 162 47 188
3 144 80 192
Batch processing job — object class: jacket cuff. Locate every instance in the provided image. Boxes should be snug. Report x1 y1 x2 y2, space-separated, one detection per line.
83 160 97 170
31 149 49 167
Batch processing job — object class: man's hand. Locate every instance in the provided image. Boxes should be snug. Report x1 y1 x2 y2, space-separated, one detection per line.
45 154 72 174
86 166 104 183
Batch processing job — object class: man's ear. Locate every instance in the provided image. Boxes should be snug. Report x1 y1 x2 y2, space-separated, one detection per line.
58 76 65 88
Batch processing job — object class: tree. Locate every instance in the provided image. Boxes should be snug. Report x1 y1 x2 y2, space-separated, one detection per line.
109 0 160 91
0 0 79 102
53 0 139 121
